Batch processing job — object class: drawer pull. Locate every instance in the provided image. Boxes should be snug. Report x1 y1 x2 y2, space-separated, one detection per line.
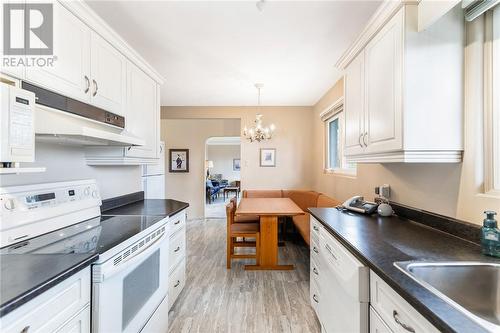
313 225 319 231
313 246 319 254
393 310 415 333
312 294 319 303
313 267 319 275
174 280 180 288
174 220 180 225
174 246 181 253
20 326 30 333
324 244 337 260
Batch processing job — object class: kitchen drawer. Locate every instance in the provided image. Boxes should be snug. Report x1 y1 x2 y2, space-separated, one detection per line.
311 240 321 264
310 255 321 288
319 228 369 302
310 277 320 317
370 306 392 333
370 271 439 333
168 259 186 310
1 267 91 333
310 216 322 245
168 210 186 237
169 227 186 272
55 306 90 333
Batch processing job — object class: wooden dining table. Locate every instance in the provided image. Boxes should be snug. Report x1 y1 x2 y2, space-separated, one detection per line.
235 197 304 270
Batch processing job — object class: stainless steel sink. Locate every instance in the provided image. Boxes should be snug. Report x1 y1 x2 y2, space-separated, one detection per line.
395 261 500 332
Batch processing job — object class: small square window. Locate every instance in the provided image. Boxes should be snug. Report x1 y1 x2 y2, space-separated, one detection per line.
323 105 356 175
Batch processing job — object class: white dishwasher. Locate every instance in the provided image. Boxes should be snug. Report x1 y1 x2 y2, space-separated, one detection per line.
318 227 370 333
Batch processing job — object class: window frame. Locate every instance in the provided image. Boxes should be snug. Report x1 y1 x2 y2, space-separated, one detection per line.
484 6 500 196
321 98 356 176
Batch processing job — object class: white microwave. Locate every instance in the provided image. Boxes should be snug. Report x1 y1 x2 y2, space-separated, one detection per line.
0 83 35 164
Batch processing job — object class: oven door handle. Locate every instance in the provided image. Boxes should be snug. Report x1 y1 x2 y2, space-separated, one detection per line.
100 231 168 281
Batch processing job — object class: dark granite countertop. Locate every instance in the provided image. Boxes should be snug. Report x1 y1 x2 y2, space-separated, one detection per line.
0 253 98 317
308 207 499 333
102 199 189 217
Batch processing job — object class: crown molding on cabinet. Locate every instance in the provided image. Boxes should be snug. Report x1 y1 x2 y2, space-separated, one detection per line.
346 150 463 163
60 1 165 85
335 0 418 70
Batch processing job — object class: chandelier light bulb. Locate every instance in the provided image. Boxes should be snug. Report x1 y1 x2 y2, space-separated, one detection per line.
270 123 276 131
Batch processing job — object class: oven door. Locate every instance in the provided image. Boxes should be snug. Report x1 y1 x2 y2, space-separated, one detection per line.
92 229 169 333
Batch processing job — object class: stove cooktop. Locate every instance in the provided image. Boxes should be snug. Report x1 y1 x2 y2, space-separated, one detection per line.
0 215 165 256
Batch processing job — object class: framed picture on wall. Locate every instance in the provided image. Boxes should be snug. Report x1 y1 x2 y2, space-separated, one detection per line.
233 158 241 171
169 149 189 173
260 148 276 167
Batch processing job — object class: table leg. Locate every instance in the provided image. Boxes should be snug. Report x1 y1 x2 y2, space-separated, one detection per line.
245 216 294 271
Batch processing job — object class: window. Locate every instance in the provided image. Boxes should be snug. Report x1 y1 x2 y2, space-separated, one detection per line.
322 99 356 174
485 5 500 195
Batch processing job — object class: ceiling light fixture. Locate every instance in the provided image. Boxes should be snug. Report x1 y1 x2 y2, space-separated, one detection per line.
243 84 275 143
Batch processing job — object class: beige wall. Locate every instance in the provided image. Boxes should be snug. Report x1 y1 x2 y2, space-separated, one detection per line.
161 118 240 218
161 106 314 218
207 145 241 183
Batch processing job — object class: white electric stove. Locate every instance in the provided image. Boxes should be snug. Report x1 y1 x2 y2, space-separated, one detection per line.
0 180 170 333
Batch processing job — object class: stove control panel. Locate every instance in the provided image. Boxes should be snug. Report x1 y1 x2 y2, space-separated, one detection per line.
1 182 99 213
0 180 102 247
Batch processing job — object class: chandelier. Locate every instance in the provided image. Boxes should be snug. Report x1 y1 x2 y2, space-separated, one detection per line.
243 84 275 142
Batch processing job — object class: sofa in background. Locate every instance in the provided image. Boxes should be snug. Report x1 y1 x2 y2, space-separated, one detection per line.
242 189 341 246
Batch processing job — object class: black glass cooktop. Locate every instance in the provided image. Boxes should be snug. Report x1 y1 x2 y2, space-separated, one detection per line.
0 215 165 256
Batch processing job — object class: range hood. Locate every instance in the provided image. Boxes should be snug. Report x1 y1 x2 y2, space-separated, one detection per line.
35 104 145 147
22 82 144 147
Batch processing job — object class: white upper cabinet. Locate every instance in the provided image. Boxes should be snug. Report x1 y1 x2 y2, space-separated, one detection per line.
339 3 464 163
90 32 126 115
25 1 91 102
125 62 159 159
344 51 365 156
364 9 403 154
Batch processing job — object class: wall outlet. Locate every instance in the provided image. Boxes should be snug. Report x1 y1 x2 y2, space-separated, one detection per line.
375 184 391 199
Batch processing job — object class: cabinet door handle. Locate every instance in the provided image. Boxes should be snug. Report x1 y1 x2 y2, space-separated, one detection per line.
313 267 319 275
92 79 98 97
84 76 90 93
313 246 319 254
174 220 180 225
359 133 364 147
174 280 180 288
393 310 415 333
174 246 181 252
313 225 319 231
312 294 319 303
20 326 30 333
159 145 163 153
363 132 368 147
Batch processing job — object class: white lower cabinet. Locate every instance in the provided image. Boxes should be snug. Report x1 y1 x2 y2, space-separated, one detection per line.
370 271 439 333
310 216 440 333
0 267 91 333
310 216 369 333
168 210 187 310
370 306 392 333
55 307 90 333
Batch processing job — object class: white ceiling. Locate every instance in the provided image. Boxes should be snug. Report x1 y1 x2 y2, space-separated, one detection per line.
86 1 380 106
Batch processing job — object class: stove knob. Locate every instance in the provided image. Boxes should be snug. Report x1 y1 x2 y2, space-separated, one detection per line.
4 199 15 211
92 190 98 199
84 187 90 196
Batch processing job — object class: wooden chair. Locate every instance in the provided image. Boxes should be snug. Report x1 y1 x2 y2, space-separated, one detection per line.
226 200 260 269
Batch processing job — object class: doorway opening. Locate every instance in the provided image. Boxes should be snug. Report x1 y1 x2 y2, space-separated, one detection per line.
204 136 241 218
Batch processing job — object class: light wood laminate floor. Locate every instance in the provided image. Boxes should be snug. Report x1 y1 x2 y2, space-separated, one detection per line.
168 218 320 333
